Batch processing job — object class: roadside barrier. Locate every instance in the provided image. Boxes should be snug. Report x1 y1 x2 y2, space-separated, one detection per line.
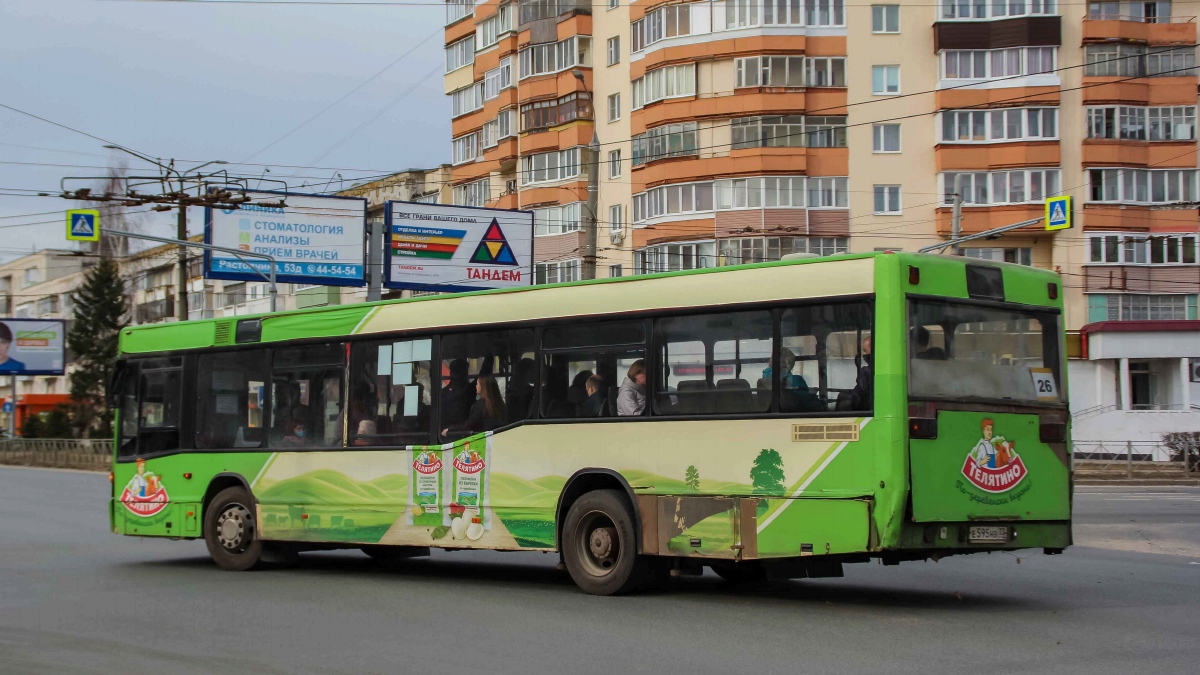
0 439 112 471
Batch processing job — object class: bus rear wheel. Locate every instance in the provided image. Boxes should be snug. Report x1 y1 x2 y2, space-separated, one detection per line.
562 489 647 596
203 486 263 571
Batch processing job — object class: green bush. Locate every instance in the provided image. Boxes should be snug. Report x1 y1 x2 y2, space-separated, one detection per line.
20 414 43 439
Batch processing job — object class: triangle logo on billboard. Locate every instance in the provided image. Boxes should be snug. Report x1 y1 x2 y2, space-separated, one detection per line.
470 219 518 266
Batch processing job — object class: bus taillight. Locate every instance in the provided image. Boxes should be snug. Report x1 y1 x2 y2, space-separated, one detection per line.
909 417 937 439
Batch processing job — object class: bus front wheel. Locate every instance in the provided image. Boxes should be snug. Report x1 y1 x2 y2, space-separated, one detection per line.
203 486 263 571
562 489 647 596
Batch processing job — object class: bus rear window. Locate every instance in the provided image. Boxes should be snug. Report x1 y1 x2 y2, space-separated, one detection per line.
908 299 1063 405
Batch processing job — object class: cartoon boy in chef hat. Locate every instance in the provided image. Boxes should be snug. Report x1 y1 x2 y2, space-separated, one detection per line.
972 418 1009 469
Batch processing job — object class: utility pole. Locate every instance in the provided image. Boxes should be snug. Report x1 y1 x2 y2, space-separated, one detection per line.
59 147 283 321
951 173 963 256
176 205 188 321
573 69 600 280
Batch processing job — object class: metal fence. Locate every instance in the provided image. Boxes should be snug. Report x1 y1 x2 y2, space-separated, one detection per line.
0 439 112 471
1073 440 1196 478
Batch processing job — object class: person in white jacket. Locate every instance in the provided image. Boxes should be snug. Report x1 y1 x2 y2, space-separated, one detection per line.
617 359 647 416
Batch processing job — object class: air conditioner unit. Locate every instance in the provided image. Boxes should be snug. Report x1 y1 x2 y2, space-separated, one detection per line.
1191 358 1200 383
609 230 625 244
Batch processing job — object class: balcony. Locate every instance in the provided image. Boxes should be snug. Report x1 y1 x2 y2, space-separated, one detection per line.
135 297 176 324
1084 9 1195 46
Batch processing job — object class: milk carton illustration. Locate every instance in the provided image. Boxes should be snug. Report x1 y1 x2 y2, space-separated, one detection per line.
447 439 490 535
407 449 444 527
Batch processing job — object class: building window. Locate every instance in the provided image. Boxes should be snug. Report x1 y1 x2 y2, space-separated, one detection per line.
735 55 804 88
804 116 847 148
445 35 475 73
873 185 901 214
1085 45 1195 77
806 57 847 87
872 4 900 32
634 181 716 222
637 241 717 273
806 0 846 26
533 202 583 236
632 3 697 53
450 82 485 117
609 150 622 178
1088 233 1199 265
943 47 1056 79
520 0 568 23
451 132 481 165
942 0 1057 19
631 63 696 109
519 36 591 80
446 0 473 24
607 93 621 122
535 260 581 285
942 108 1058 142
631 122 698 166
942 170 1061 205
1088 106 1195 140
521 147 584 185
718 236 817 265
453 178 490 207
481 109 515 148
609 204 623 232
873 124 901 152
717 176 807 209
608 0 619 9
483 57 513 100
475 4 512 49
963 247 1032 266
732 115 808 149
1091 293 1198 322
1089 168 1198 204
807 177 850 208
520 92 592 132
872 65 900 94
607 36 620 66
609 264 623 278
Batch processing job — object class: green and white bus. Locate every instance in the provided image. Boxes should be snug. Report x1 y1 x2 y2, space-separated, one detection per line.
110 252 1072 595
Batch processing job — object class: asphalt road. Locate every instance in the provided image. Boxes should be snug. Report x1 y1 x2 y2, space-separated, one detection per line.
1 467 1196 675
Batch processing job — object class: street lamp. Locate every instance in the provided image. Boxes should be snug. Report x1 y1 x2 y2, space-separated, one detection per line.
572 69 600 281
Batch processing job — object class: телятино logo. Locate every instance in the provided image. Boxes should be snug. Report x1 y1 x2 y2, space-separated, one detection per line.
961 418 1028 493
120 457 169 517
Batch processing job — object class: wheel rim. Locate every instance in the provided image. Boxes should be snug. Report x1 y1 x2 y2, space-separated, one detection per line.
216 502 253 554
574 510 621 578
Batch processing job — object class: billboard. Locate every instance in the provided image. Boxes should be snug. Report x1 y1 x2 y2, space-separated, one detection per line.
384 202 534 293
0 319 66 376
204 191 368 287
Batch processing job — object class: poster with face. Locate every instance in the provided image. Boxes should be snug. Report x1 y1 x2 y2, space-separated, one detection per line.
0 319 65 375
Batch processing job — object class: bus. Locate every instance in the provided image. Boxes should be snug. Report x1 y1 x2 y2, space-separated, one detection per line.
109 252 1072 595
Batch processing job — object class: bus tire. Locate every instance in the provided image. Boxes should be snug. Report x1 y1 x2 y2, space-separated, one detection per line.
203 486 262 571
562 489 647 596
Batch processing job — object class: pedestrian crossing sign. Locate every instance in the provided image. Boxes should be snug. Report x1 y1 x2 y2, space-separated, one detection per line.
66 209 100 242
1044 195 1072 231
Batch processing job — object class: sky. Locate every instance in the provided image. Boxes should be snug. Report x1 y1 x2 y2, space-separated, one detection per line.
0 0 451 263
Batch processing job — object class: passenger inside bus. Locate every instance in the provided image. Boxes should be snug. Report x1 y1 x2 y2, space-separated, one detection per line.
542 366 575 418
579 374 609 417
837 336 873 411
618 360 647 416
762 348 822 412
280 406 310 447
567 370 594 411
507 358 537 423
442 375 506 437
441 358 475 428
913 326 947 360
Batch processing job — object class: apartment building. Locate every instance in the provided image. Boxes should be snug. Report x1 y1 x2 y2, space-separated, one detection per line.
445 0 1200 443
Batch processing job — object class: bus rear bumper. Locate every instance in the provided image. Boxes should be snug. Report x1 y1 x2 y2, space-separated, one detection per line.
896 520 1071 553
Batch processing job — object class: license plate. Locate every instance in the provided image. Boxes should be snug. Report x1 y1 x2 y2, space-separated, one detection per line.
968 525 1010 543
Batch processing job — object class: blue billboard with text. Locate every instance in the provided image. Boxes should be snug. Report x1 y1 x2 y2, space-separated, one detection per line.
203 191 367 287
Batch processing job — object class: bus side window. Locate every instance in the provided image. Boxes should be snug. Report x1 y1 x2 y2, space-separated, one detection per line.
135 357 184 455
541 321 646 420
779 302 873 414
270 344 346 449
654 311 773 416
440 329 535 441
348 337 434 447
195 351 268 449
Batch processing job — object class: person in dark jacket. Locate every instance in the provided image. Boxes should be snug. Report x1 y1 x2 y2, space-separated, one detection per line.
579 375 608 418
443 375 506 437
441 358 475 428
838 336 873 411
